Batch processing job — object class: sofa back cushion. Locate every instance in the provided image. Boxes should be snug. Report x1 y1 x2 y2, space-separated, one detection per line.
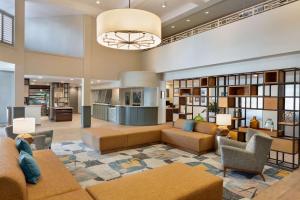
183 120 195 132
194 122 217 135
0 138 27 200
173 119 186 129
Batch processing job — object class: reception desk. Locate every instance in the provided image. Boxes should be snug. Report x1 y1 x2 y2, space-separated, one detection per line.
93 103 158 126
116 105 158 126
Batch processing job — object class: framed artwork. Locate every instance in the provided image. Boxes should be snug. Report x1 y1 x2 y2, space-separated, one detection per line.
125 91 131 105
200 97 207 106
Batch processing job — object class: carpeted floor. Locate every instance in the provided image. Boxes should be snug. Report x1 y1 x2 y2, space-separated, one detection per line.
52 141 290 200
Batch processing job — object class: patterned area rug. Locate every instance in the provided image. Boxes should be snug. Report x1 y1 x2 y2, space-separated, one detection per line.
52 141 290 200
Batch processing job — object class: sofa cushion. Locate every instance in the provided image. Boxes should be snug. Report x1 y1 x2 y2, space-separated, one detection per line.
173 119 185 129
194 122 218 135
124 127 161 147
19 151 41 184
86 163 223 200
183 120 195 132
0 138 27 200
27 150 80 200
41 189 93 200
16 138 33 155
161 128 215 153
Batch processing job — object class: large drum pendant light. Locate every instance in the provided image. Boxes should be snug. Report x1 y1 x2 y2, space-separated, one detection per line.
96 0 161 50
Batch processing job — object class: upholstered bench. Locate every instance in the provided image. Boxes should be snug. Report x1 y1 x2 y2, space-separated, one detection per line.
86 163 223 200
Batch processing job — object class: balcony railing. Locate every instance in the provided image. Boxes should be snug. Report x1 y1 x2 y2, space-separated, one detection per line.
154 0 298 49
0 9 14 46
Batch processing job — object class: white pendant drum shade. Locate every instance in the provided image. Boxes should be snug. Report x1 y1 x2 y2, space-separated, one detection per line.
97 8 161 50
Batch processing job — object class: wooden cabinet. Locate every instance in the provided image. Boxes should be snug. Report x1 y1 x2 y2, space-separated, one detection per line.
271 137 299 154
264 71 284 84
52 108 73 122
200 77 216 87
228 85 258 96
218 97 235 108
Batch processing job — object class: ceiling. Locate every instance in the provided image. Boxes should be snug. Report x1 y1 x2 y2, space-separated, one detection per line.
1 0 267 38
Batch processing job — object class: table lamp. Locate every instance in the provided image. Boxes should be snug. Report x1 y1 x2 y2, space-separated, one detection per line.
13 118 36 143
216 114 232 132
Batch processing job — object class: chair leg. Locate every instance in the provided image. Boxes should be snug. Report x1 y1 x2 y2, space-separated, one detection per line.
223 167 227 177
259 173 265 182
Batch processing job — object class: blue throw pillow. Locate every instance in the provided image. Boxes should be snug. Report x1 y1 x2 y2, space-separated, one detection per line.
16 139 32 156
183 120 195 132
19 151 41 184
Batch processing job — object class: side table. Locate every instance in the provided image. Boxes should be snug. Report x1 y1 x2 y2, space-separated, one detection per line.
215 129 230 155
16 133 34 144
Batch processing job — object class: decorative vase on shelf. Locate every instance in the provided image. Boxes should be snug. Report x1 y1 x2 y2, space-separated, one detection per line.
250 116 259 129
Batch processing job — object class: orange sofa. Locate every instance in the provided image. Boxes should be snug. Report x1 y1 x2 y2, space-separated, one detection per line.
83 119 218 154
86 163 223 200
0 138 92 200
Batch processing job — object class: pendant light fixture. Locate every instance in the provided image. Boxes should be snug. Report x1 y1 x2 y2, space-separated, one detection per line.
96 0 161 50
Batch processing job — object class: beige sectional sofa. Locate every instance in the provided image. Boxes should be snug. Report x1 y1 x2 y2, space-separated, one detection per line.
83 119 218 154
0 138 92 200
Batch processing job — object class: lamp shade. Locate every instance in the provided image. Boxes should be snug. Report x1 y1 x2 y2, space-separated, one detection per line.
216 114 232 126
13 118 36 134
97 8 161 50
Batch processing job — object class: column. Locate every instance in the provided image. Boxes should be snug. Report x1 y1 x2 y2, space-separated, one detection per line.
81 78 91 128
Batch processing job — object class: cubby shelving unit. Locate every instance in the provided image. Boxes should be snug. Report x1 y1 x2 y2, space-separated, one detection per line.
172 68 300 170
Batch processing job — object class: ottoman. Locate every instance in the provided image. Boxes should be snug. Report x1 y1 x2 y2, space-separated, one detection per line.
86 163 223 200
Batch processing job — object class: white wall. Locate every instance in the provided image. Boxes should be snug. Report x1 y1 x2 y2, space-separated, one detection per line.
24 51 83 77
0 70 15 123
0 0 25 107
25 16 84 58
144 88 158 106
163 52 300 80
141 1 300 73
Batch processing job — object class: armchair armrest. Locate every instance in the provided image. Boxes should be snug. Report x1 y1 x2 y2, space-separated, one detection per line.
221 146 257 171
219 137 246 149
35 130 53 138
32 135 47 150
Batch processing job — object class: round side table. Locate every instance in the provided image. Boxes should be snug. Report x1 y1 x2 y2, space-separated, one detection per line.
16 133 34 144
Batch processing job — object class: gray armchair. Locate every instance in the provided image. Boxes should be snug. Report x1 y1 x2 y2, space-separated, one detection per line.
4 126 53 150
220 130 272 181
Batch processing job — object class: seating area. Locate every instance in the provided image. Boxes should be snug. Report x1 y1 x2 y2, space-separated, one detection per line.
0 137 223 200
82 120 217 154
0 0 300 200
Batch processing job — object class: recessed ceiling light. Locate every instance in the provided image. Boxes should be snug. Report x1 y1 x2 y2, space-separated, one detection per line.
91 81 94 84
186 19 191 22
70 78 74 81
171 25 175 29
162 1 167 8
205 11 209 14
96 1 100 5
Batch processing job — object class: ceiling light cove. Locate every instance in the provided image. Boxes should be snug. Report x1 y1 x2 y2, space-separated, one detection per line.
96 0 162 50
